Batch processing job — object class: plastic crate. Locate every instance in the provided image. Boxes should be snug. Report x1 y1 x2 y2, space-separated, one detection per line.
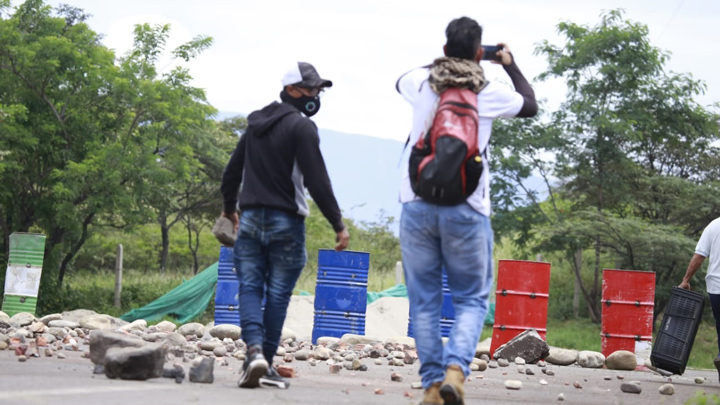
650 287 705 375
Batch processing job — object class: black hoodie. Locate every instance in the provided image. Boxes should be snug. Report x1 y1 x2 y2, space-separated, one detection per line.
221 101 344 232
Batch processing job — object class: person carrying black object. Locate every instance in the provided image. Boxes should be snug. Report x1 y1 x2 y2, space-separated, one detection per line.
220 61 350 389
679 216 720 382
396 17 537 405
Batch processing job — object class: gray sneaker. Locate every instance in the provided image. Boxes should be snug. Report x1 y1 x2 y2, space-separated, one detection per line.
260 366 290 389
238 345 268 388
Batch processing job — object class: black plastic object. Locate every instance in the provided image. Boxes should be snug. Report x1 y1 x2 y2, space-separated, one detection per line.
651 287 705 375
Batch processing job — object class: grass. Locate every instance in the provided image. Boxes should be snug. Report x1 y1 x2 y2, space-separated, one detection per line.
57 269 194 318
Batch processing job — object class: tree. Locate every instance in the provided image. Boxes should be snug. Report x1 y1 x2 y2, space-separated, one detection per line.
0 1 217 286
493 9 720 322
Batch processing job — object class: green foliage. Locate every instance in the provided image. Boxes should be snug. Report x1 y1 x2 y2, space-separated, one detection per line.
492 9 720 323
0 1 222 285
36 268 191 317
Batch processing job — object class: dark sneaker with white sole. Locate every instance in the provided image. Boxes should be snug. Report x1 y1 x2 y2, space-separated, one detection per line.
238 345 268 388
259 366 290 389
714 355 720 383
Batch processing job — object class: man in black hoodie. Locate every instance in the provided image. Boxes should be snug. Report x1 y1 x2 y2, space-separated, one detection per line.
220 62 349 389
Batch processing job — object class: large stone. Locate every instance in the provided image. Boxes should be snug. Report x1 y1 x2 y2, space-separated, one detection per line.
314 346 332 360
577 350 605 368
281 327 296 342
47 327 68 339
294 349 310 361
605 350 637 371
48 320 80 329
197 340 224 351
384 336 416 349
29 321 46 334
620 382 642 394
9 312 35 327
104 343 166 380
178 323 205 338
0 333 9 344
163 332 188 347
316 337 340 346
475 337 491 357
504 380 522 390
154 321 177 333
89 330 147 365
143 333 166 343
189 356 214 383
492 329 549 364
545 348 578 366
209 324 241 341
80 314 127 330
61 309 98 323
0 311 9 323
340 334 380 345
39 314 62 325
120 319 147 332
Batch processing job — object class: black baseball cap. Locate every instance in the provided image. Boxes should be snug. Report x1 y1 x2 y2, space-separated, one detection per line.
281 61 333 88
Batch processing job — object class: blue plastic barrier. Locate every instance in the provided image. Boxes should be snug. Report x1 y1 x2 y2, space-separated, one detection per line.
214 246 241 326
312 250 369 343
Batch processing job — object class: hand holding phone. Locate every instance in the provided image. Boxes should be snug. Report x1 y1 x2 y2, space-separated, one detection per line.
481 45 503 62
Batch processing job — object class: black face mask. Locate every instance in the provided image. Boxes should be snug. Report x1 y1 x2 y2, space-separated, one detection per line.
280 89 321 117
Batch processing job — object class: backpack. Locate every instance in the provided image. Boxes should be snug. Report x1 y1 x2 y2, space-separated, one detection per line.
409 87 484 205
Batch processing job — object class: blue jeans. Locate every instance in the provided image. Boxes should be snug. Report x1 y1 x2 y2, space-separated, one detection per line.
400 201 494 388
710 293 720 355
234 208 307 364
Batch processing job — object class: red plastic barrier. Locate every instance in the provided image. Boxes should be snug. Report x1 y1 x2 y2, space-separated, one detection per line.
490 260 551 357
601 269 655 358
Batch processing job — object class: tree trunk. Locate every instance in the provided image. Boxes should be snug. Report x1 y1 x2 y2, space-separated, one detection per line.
0 213 9 265
573 249 582 318
592 239 601 320
159 215 169 274
58 213 95 285
571 249 601 323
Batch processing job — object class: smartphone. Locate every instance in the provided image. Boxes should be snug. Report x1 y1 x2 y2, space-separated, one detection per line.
482 45 503 61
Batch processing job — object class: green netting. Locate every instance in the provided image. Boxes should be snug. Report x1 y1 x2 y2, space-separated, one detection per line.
120 262 218 324
366 283 408 303
119 266 495 326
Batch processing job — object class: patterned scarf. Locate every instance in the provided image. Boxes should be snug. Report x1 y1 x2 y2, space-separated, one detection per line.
428 57 487 94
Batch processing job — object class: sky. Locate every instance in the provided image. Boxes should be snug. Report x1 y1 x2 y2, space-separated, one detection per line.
26 0 720 143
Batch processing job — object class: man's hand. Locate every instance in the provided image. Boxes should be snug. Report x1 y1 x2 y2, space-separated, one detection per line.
679 280 691 290
493 43 513 66
335 229 350 251
221 211 239 233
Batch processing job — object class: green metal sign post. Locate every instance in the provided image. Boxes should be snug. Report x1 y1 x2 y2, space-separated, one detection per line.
2 233 46 317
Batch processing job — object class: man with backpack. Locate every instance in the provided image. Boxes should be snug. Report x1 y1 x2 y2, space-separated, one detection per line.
220 61 350 390
396 17 537 405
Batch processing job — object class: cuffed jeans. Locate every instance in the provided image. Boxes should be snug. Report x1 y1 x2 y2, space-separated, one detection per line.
711 293 720 355
400 201 494 389
234 208 307 364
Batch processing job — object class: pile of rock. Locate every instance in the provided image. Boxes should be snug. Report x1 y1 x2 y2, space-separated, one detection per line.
0 310 696 398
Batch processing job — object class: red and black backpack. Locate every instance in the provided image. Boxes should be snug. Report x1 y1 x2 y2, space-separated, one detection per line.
409 87 484 205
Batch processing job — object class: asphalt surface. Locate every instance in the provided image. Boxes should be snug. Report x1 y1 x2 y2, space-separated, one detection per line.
0 348 719 405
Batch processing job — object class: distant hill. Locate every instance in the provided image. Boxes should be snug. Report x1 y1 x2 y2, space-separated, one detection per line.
317 129 404 230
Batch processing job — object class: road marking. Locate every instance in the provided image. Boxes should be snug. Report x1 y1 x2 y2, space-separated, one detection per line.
0 384 167 400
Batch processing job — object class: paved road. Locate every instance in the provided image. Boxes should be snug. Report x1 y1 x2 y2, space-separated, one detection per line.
0 349 719 405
